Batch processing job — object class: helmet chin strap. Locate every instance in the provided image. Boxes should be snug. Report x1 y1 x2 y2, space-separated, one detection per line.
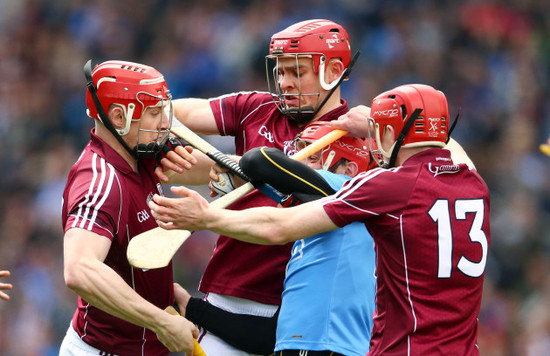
133 142 162 159
284 51 361 125
381 108 423 168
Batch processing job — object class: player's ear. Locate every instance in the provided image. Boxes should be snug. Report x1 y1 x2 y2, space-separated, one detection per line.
327 59 345 83
108 105 126 130
383 125 396 143
345 160 359 177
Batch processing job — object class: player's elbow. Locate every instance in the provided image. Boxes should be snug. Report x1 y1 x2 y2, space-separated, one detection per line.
64 264 82 291
63 259 92 293
261 227 296 245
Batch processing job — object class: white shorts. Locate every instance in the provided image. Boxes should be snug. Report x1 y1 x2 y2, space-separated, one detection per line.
59 322 119 356
197 293 278 356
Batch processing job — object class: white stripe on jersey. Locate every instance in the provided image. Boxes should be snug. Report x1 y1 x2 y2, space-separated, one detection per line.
73 153 116 231
400 214 417 338
88 158 115 231
81 155 108 230
209 90 270 101
211 91 267 135
211 91 274 135
239 100 276 126
73 155 98 229
216 99 228 136
321 167 401 219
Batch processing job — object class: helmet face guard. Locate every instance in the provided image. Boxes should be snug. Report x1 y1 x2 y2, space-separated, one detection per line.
266 54 321 124
85 60 173 159
133 92 173 159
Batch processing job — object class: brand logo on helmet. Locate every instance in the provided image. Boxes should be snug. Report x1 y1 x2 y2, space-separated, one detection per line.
428 117 441 137
273 40 289 46
326 34 339 49
372 109 399 118
337 141 370 157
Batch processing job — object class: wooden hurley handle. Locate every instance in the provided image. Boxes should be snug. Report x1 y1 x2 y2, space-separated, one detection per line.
165 306 207 356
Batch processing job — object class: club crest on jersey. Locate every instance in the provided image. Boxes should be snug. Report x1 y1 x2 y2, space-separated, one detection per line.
284 139 297 156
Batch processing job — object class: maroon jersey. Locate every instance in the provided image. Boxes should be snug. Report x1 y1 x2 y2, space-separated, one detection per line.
201 91 349 304
62 130 173 355
322 149 490 356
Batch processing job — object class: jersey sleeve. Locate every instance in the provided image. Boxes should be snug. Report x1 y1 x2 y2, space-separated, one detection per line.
63 166 122 240
209 92 270 137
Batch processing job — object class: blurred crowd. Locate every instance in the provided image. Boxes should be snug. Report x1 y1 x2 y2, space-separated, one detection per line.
0 0 549 355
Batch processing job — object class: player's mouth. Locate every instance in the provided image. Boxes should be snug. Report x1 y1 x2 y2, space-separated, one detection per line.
284 95 301 107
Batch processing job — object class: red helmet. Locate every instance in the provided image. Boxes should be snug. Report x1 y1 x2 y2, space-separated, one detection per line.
269 19 351 75
86 60 172 136
266 19 352 124
370 83 449 149
296 121 376 173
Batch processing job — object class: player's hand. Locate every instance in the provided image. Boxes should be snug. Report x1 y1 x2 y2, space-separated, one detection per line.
155 137 197 183
173 283 192 318
331 105 372 138
280 194 302 208
154 311 199 353
0 270 12 301
208 157 246 197
149 186 210 231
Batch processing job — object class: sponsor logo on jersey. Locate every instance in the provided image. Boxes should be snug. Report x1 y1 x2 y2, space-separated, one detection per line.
428 162 461 177
137 209 150 223
258 125 275 143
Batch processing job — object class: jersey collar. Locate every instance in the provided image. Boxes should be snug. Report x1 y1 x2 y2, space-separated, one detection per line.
89 128 136 175
402 148 452 166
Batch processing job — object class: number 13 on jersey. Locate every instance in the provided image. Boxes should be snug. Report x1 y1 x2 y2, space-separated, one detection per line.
428 199 489 279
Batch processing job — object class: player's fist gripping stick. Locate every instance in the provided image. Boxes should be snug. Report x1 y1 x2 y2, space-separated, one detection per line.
211 172 236 196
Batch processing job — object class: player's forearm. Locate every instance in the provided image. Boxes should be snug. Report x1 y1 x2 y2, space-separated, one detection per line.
202 206 294 244
172 98 219 135
65 257 169 332
203 201 335 245
165 151 214 185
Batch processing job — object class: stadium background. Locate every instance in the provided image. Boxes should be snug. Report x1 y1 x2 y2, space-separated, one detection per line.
0 0 549 355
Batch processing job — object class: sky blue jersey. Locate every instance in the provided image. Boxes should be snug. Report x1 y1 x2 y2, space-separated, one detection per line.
275 170 376 356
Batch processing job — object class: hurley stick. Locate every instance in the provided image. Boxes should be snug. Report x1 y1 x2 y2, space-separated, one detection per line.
165 306 207 356
127 128 348 269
